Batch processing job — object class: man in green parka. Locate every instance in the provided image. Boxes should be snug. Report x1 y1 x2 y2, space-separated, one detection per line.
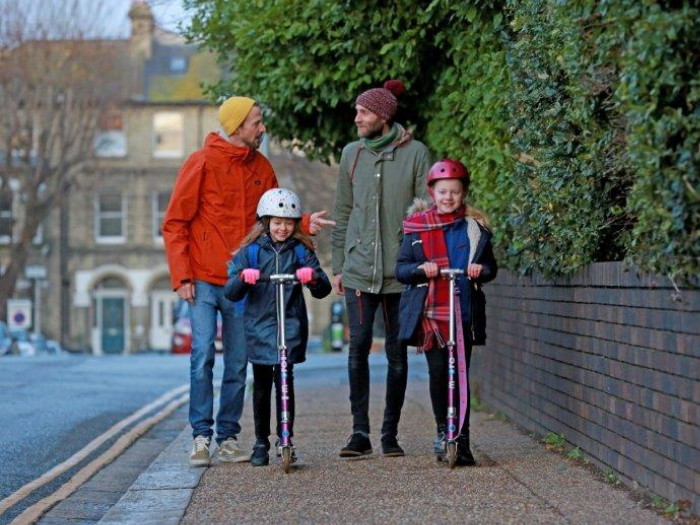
332 80 431 458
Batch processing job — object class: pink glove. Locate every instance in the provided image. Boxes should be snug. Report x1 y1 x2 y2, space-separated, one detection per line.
296 267 315 285
241 268 260 285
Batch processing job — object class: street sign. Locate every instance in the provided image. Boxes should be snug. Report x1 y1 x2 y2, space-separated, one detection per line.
7 298 32 330
25 265 47 279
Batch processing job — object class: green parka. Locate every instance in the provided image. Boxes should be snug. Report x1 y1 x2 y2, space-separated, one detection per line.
332 125 431 294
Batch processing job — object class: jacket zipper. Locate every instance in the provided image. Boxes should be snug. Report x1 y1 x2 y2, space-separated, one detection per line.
371 166 381 293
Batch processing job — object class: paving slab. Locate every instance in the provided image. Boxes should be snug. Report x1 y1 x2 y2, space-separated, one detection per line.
181 363 667 525
95 427 204 525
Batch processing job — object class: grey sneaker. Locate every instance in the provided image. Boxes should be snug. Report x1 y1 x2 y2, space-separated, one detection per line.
189 435 211 467
217 437 249 463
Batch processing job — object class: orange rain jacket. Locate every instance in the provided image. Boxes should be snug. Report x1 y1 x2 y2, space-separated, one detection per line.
163 132 283 289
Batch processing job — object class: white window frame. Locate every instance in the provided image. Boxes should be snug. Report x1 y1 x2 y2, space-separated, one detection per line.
0 192 13 244
152 112 184 159
94 191 126 244
152 191 170 244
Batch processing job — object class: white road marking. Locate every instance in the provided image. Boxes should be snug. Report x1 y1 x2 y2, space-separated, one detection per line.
0 383 189 519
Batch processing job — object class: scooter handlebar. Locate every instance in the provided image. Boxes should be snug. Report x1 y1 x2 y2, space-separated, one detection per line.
255 272 317 284
412 267 466 279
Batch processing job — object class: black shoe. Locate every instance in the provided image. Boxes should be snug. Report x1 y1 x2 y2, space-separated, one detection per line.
250 441 270 467
455 436 476 466
433 424 446 460
339 433 372 457
381 435 405 457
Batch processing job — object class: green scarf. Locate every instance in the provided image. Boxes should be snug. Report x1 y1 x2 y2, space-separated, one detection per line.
361 123 399 153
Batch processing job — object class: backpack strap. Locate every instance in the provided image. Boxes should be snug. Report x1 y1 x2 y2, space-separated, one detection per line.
294 243 307 267
248 242 260 270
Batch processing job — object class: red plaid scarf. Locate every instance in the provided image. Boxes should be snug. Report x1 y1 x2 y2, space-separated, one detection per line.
403 204 465 351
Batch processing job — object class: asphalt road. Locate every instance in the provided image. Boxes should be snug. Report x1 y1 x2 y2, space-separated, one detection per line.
0 351 428 524
0 353 191 524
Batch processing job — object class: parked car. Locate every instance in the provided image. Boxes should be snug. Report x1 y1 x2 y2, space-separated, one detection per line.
171 299 223 354
45 339 63 355
10 328 35 356
0 322 13 356
29 332 50 354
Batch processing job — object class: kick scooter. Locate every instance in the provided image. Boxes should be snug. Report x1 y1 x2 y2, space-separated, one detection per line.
440 268 465 469
260 272 303 474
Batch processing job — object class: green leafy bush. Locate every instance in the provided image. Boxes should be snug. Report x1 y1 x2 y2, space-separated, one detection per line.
618 4 700 283
185 0 700 282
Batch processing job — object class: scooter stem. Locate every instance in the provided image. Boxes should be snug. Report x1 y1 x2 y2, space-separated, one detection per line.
270 274 296 448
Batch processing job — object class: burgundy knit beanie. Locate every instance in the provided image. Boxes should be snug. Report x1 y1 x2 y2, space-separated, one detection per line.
355 80 405 121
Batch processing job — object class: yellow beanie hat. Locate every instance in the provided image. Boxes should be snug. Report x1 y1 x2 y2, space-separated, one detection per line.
218 96 256 135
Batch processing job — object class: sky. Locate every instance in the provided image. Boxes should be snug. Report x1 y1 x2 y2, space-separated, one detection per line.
0 0 194 41
111 0 193 36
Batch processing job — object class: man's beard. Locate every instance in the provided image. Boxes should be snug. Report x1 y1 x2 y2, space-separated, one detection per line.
360 122 385 139
365 127 383 140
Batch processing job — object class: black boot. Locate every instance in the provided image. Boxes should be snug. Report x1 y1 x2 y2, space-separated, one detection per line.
250 439 270 467
455 434 476 466
433 423 446 460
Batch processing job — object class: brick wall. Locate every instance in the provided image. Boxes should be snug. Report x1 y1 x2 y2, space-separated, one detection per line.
471 262 700 512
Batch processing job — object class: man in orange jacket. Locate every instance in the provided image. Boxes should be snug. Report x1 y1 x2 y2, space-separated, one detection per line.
163 96 332 466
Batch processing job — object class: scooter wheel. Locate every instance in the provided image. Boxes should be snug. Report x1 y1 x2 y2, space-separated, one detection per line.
282 447 291 474
447 442 457 469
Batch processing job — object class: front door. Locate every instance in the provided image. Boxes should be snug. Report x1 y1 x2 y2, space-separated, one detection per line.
149 291 177 350
101 297 125 354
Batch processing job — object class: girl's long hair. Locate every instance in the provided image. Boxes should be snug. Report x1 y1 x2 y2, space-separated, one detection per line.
235 217 315 255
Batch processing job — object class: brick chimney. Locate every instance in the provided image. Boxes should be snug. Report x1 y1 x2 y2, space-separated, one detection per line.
128 1 154 59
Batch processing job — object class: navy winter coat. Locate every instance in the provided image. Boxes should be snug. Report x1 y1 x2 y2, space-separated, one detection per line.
395 216 497 346
223 235 332 365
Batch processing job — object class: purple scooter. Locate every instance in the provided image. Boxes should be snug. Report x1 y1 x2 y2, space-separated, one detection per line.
440 268 465 469
261 272 300 474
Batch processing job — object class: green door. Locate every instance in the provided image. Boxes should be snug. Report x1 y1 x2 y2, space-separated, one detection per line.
102 297 125 354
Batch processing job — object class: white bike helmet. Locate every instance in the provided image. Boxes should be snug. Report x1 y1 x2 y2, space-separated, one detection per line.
256 188 303 219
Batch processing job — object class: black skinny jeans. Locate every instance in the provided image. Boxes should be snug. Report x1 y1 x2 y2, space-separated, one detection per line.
345 289 407 437
424 338 473 437
252 363 295 445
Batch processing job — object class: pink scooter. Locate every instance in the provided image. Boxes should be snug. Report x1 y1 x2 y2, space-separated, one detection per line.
440 268 465 469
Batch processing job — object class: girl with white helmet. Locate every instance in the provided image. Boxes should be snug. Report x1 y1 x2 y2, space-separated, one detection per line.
224 188 332 467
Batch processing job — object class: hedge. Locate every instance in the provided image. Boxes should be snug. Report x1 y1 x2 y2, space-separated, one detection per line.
185 0 700 283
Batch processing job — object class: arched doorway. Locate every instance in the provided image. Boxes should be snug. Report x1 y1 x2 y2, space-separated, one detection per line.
92 276 130 354
149 276 176 350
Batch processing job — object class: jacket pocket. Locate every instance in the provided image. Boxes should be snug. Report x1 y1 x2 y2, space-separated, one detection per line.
398 284 428 345
470 282 487 346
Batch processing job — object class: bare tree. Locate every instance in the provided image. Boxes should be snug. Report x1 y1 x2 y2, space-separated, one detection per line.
0 0 124 320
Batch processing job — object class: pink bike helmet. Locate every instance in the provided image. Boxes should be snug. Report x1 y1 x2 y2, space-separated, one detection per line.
427 159 470 188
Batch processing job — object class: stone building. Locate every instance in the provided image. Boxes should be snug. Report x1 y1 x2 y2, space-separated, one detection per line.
2 1 337 354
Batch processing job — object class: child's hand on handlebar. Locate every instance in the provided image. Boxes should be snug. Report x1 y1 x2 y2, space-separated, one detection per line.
467 263 482 279
295 267 315 284
418 261 439 278
241 268 260 285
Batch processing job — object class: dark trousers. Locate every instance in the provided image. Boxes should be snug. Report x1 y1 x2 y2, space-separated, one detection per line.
252 363 295 444
424 340 473 437
345 289 407 437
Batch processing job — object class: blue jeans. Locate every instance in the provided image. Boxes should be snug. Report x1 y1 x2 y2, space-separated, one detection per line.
189 280 247 444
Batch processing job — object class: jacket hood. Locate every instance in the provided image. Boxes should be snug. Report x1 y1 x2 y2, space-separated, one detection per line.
406 197 431 217
204 132 257 163
394 123 413 148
